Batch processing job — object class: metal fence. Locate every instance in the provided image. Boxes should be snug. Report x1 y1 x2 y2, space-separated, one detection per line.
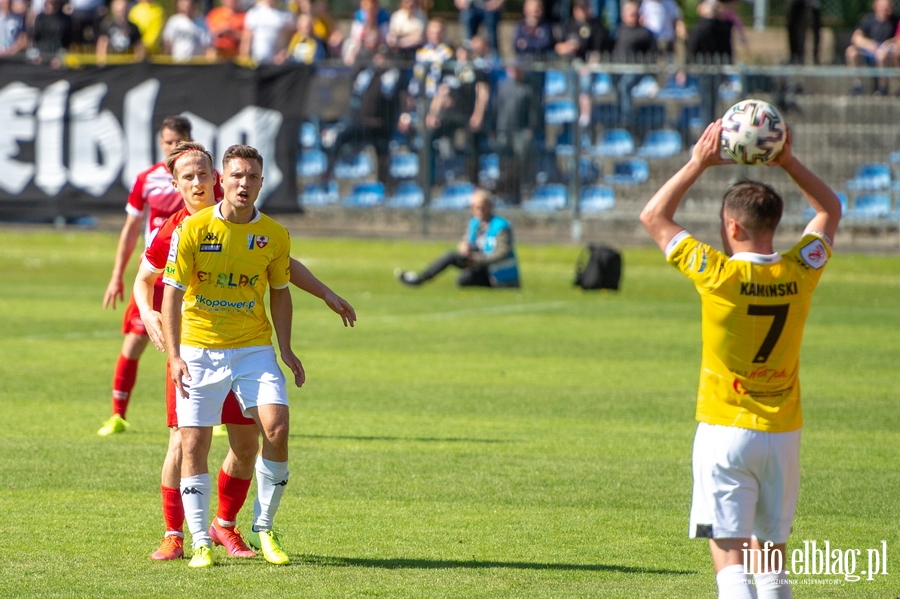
297 59 900 232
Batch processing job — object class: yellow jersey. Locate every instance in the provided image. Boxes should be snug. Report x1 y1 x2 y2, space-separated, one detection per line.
667 231 832 432
163 203 291 350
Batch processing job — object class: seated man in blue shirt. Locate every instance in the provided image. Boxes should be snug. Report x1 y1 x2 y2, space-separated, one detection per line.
396 189 520 288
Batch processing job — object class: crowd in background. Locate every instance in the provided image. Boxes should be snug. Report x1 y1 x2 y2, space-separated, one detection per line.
0 0 750 66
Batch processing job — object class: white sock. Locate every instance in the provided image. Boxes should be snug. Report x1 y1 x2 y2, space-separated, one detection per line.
754 571 792 599
716 564 758 599
253 456 289 531
180 473 212 549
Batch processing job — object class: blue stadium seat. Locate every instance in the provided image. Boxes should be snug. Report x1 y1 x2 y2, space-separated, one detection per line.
718 74 742 101
657 76 699 101
545 98 578 125
579 185 615 213
846 163 891 191
630 75 659 99
591 73 613 97
606 158 649 185
845 193 891 220
637 129 683 159
297 149 327 178
478 153 500 187
386 181 424 208
593 129 634 157
334 151 373 179
431 181 475 210
299 121 320 149
523 183 568 211
544 69 569 97
389 151 419 180
342 181 385 207
299 181 338 207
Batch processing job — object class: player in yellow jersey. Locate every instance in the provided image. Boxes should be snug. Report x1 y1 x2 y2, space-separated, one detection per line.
640 121 841 599
161 145 301 568
134 142 355 562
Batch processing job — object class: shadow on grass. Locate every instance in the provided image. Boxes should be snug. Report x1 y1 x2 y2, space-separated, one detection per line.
298 554 696 575
293 434 513 444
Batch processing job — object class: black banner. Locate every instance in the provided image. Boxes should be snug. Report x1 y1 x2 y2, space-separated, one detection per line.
0 61 313 218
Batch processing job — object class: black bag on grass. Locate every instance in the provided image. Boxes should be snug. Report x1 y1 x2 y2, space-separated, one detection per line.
574 244 621 290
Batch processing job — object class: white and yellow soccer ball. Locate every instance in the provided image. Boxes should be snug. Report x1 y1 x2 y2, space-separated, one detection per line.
720 99 787 166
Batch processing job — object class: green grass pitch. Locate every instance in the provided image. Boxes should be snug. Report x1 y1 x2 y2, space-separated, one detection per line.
0 229 897 598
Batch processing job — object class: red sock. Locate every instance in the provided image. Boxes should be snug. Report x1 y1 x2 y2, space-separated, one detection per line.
112 356 139 418
161 485 184 534
217 469 252 525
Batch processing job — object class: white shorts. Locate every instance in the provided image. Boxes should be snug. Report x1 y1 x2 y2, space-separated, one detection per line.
689 422 801 544
176 345 289 427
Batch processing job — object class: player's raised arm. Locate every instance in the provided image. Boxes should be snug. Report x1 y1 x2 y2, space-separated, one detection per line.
769 126 842 245
288 258 357 327
640 120 733 252
270 286 305 387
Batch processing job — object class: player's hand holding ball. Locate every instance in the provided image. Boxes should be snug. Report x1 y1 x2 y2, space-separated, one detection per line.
692 119 735 168
719 99 787 166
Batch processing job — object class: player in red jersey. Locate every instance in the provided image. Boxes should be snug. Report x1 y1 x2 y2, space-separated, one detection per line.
133 141 356 561
99 116 194 436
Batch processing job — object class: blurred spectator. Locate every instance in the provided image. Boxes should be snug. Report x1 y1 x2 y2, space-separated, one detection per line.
296 0 342 56
513 0 555 59
718 0 747 48
207 0 245 59
325 44 405 192
556 0 612 128
786 0 820 63
387 0 426 58
96 0 144 64
351 0 389 39
395 190 520 288
686 1 732 62
241 0 294 64
456 0 504 56
845 0 899 94
30 0 72 64
686 0 733 126
556 0 610 60
639 0 684 53
278 11 324 63
163 0 214 62
0 0 28 56
69 0 106 47
612 0 655 124
613 0 656 60
343 0 389 65
426 42 490 184
129 0 165 54
493 60 535 203
410 19 452 100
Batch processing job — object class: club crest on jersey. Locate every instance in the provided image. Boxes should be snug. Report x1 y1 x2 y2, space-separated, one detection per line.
799 239 827 269
248 234 268 249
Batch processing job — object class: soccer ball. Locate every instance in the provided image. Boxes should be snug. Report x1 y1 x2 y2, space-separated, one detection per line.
720 99 786 166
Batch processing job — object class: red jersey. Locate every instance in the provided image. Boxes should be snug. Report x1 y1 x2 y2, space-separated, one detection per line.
126 161 184 246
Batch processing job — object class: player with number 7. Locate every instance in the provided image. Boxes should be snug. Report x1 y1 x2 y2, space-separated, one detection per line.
639 119 842 599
